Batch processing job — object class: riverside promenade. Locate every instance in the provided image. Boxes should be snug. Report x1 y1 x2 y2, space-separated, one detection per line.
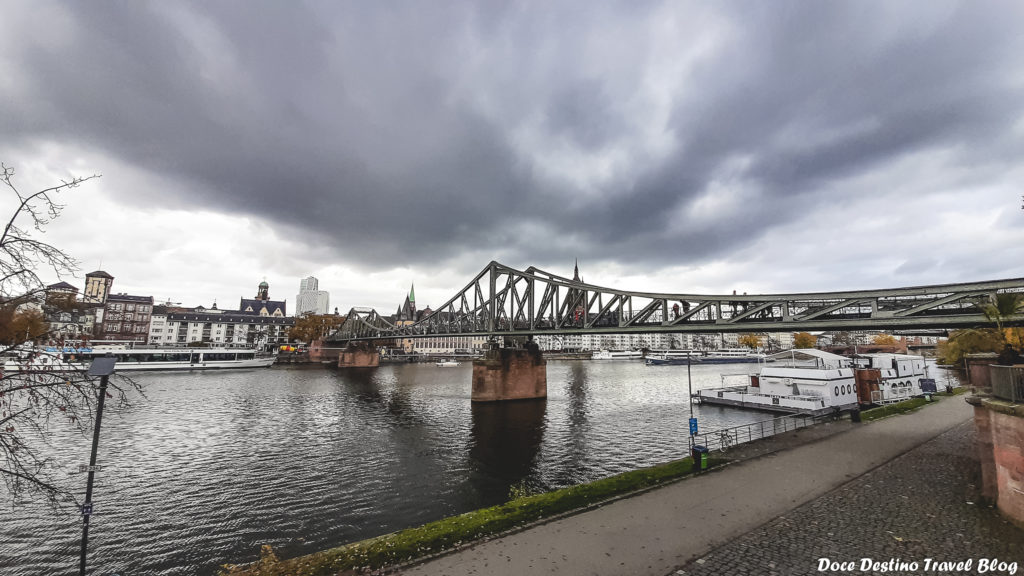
399 396 1023 575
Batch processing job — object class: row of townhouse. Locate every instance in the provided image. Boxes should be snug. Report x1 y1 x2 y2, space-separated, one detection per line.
42 272 294 348
148 307 292 348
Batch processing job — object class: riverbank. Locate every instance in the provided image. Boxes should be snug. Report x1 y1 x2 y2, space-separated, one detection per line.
221 393 970 575
220 454 723 575
222 390 982 576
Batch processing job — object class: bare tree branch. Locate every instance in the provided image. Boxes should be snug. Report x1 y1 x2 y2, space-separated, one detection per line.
0 162 145 509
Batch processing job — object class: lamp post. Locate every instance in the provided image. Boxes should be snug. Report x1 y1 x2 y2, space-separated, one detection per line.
687 350 697 444
80 355 116 576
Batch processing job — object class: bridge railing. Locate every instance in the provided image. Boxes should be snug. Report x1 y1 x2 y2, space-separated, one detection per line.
990 365 1024 403
688 412 825 452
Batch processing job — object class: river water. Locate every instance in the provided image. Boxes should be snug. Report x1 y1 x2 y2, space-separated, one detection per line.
0 360 955 575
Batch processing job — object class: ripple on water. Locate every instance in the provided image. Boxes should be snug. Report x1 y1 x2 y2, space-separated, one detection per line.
1 361 960 574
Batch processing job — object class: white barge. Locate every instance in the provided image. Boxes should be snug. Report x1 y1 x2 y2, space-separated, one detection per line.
850 353 931 405
696 349 857 415
696 349 932 415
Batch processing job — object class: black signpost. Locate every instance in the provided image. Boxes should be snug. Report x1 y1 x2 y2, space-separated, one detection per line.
80 355 116 576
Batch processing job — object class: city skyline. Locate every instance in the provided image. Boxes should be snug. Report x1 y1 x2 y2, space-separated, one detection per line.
3 2 1023 314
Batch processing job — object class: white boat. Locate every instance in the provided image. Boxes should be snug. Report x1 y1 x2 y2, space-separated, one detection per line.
645 350 702 366
696 349 858 415
2 344 275 373
851 353 930 404
435 359 461 367
591 350 643 360
700 348 770 364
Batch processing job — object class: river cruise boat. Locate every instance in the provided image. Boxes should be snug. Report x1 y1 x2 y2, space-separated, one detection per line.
700 348 770 364
591 350 643 360
645 350 702 366
696 349 858 415
2 344 275 373
435 359 461 367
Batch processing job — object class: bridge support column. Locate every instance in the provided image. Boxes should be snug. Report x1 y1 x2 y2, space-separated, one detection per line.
337 342 380 368
472 342 547 402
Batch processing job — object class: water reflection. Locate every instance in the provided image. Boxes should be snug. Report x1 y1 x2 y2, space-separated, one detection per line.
4 360 852 575
468 399 547 502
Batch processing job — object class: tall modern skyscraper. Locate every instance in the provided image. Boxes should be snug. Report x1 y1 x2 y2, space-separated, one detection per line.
296 276 330 315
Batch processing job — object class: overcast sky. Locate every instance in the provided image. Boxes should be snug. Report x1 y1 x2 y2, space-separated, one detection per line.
2 1 1023 314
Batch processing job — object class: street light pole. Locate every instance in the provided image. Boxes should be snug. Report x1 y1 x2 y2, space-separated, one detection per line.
80 356 116 576
687 350 697 447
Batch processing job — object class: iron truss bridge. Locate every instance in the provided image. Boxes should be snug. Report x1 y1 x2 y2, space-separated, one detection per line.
332 261 1024 342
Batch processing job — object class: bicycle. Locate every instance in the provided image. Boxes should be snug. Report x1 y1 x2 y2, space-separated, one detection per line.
717 430 735 452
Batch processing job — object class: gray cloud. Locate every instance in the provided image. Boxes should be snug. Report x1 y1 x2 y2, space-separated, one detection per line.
3 0 1023 290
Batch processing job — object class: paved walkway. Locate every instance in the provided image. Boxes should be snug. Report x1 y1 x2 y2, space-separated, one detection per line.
678 420 1023 575
398 397 1022 576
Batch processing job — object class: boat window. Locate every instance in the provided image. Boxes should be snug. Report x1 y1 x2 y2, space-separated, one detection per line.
834 386 839 396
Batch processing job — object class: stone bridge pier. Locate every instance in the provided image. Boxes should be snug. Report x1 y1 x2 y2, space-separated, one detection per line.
337 342 380 368
472 341 547 402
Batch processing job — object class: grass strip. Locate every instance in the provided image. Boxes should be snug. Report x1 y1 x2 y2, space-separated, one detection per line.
860 397 931 421
220 455 722 576
859 386 967 422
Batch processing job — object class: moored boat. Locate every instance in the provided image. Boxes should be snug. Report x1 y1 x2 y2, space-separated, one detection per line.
591 349 643 360
435 359 461 367
851 353 930 405
696 349 858 415
2 344 275 372
645 351 701 366
699 348 770 364
695 349 932 415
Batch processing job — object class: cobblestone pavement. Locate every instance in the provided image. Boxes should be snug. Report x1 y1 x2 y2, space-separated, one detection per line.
675 421 1024 576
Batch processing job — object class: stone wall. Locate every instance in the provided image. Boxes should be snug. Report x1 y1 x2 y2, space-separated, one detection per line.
968 392 1024 528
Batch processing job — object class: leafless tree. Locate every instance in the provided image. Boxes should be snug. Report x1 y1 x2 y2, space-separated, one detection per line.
1 163 139 508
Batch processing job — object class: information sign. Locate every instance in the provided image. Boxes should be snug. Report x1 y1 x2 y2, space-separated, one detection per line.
688 417 698 436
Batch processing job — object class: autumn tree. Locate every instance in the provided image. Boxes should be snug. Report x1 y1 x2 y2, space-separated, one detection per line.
937 329 1004 366
737 333 762 349
0 304 49 345
792 332 817 349
287 313 345 343
1 163 138 507
872 333 898 346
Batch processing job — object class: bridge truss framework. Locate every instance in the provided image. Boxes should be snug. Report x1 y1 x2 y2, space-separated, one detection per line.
333 262 1024 342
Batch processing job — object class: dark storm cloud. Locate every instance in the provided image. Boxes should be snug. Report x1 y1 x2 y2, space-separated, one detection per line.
3 1 1023 277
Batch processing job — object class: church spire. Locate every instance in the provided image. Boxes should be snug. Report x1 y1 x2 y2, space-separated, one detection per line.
573 259 580 282
409 283 415 303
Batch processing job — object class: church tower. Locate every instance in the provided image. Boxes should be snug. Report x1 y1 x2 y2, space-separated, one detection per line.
569 259 585 324
400 283 416 320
